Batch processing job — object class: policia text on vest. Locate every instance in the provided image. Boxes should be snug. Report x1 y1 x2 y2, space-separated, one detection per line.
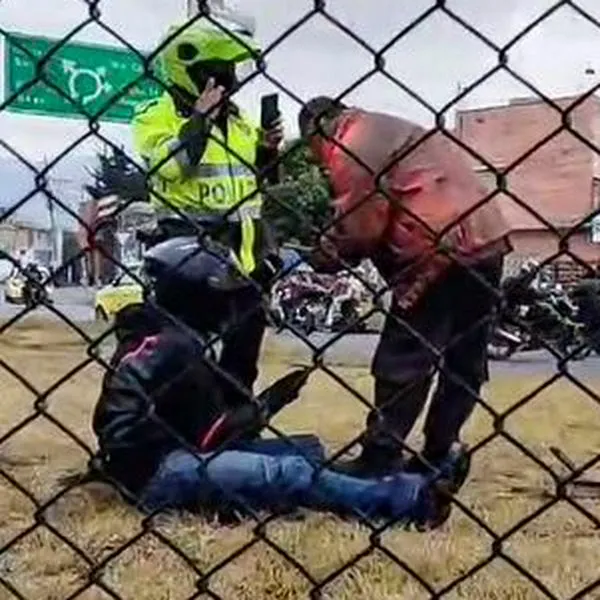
185 163 258 216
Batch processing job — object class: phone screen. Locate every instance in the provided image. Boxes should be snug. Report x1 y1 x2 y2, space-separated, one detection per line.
261 94 280 129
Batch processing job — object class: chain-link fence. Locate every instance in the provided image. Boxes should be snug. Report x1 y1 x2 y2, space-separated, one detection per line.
3 1 600 598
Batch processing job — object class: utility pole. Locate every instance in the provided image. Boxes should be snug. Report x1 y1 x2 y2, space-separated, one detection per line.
42 158 64 271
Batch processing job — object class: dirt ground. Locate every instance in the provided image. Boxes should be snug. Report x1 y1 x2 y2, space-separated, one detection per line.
2 320 600 600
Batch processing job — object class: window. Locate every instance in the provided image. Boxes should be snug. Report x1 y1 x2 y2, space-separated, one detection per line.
33 249 52 266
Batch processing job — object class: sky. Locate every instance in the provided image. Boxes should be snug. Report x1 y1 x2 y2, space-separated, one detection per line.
2 0 600 227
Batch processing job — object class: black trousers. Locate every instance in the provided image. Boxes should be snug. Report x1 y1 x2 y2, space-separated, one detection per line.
151 217 268 409
366 255 504 462
218 285 267 408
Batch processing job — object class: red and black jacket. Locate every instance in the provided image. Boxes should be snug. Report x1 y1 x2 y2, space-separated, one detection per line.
93 304 247 495
92 303 309 497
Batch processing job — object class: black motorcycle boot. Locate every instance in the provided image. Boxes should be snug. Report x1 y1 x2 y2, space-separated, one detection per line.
330 442 405 478
405 443 472 492
332 377 430 477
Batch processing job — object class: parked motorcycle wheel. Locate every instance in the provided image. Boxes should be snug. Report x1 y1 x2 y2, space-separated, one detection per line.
294 304 316 336
571 346 592 361
297 313 315 336
23 287 36 310
351 319 367 333
331 302 363 333
342 301 366 333
24 284 49 310
560 337 591 361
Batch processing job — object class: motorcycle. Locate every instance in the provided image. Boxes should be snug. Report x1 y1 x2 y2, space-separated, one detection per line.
22 264 53 310
488 281 588 360
271 272 367 335
325 276 368 333
570 277 600 356
291 290 328 335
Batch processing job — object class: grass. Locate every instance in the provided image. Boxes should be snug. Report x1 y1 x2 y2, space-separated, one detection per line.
1 320 600 599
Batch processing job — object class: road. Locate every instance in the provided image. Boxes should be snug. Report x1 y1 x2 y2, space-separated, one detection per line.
0 286 94 324
1 286 599 380
270 330 600 381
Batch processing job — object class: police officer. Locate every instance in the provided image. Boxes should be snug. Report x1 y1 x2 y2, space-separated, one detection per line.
132 20 283 409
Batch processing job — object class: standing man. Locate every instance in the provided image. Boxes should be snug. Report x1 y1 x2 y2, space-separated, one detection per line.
298 97 512 478
132 20 283 408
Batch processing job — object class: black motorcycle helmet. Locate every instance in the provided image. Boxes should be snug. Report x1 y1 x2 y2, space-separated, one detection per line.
142 236 254 334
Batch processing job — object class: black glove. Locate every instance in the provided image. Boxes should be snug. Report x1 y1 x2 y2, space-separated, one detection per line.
198 368 311 452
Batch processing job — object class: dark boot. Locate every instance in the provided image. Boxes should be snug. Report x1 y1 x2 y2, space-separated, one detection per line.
333 377 430 478
330 443 404 478
405 443 471 492
400 444 472 531
411 477 456 531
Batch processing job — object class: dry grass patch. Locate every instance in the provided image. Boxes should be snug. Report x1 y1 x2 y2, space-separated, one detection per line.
1 320 600 599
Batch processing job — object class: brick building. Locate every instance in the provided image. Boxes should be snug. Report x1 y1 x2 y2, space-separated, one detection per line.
0 218 53 264
456 94 600 277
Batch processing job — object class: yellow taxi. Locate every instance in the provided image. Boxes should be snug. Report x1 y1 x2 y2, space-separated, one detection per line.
94 265 144 321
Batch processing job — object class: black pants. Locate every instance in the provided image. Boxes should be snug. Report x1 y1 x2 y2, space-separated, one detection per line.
151 217 267 409
218 285 267 408
366 255 504 462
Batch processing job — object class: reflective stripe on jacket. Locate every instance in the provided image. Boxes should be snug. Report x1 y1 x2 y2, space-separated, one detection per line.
132 93 262 274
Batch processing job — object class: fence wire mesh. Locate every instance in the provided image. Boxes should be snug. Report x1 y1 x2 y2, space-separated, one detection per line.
3 1 600 598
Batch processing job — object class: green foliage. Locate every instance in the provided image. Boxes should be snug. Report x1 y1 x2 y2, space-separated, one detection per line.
86 146 148 202
263 140 332 246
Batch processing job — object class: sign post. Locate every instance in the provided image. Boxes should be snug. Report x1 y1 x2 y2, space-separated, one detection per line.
3 32 163 123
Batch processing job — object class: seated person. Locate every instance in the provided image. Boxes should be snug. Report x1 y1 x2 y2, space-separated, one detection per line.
91 236 469 528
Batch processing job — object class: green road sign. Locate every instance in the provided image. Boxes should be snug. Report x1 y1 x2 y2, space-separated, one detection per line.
3 32 164 123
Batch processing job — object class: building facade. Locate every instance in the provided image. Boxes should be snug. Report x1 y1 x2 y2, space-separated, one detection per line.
0 219 54 265
77 198 155 284
456 94 600 273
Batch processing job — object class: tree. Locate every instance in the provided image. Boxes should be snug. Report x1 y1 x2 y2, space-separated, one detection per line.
85 146 149 205
263 140 332 247
80 147 150 283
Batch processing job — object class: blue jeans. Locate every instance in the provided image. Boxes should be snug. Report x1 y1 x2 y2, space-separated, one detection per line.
139 436 433 522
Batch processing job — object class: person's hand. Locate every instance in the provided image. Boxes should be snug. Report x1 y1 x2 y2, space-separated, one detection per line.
262 117 284 150
194 78 225 119
396 282 425 312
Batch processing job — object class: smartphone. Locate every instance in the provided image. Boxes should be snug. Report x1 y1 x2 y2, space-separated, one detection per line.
261 93 280 129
